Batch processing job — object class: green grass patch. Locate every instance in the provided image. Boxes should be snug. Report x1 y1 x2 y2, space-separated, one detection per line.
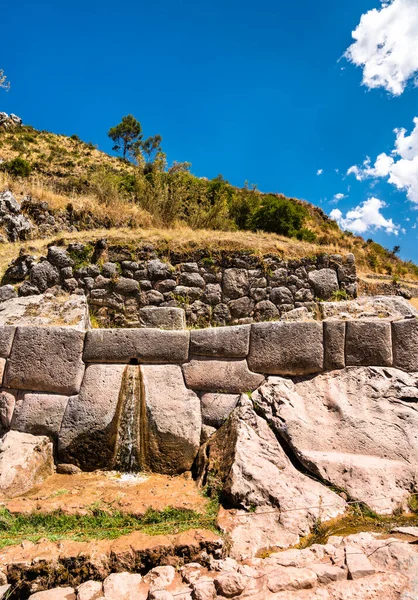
0 505 219 549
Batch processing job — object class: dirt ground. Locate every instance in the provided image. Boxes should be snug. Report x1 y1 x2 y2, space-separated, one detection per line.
1 471 207 515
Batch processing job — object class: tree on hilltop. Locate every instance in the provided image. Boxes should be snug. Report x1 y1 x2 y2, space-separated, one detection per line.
108 115 142 159
0 69 10 91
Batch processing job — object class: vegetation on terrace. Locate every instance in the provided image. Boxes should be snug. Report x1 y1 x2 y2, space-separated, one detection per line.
0 117 417 280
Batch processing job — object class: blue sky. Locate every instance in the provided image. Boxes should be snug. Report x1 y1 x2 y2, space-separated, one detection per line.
2 0 418 260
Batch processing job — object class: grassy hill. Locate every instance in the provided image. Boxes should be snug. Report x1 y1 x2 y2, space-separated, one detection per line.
0 121 417 282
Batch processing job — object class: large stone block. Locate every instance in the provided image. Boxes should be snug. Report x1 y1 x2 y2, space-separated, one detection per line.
222 269 249 299
141 364 202 473
183 359 264 393
201 393 240 427
248 322 324 375
190 325 250 358
83 329 190 363
58 364 126 469
139 307 186 330
345 320 392 366
308 268 339 300
11 392 69 439
4 327 85 394
392 318 418 372
324 321 345 370
0 326 15 358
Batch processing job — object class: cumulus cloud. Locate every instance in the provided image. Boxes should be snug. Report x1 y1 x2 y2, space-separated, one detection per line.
316 169 323 175
330 197 400 235
330 192 347 204
345 0 418 95
347 117 418 203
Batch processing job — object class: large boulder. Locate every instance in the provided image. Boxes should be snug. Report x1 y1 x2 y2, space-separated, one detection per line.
252 367 418 512
308 269 339 300
11 392 69 440
196 396 345 552
0 190 32 242
0 293 89 330
183 359 264 393
0 430 54 497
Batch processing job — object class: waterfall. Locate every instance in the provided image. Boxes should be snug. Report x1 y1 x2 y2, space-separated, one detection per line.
113 365 142 472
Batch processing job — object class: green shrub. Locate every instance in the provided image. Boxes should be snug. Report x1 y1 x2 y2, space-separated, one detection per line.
296 228 317 243
249 195 308 237
2 157 32 177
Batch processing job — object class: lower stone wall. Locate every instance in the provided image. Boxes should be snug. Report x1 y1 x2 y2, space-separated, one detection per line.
0 317 417 472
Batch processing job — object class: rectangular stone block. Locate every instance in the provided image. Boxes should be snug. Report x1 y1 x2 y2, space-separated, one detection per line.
4 326 85 395
248 322 324 375
183 359 264 393
12 392 69 439
324 321 346 370
0 326 15 358
392 318 418 372
345 320 392 367
139 307 186 330
83 329 190 363
190 325 250 358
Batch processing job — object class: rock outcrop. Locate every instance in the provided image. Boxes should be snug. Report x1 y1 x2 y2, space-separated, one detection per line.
0 190 32 242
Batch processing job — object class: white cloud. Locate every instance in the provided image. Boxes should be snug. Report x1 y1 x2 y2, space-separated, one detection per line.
347 117 418 203
330 197 400 235
330 192 347 204
316 169 323 175
345 0 418 96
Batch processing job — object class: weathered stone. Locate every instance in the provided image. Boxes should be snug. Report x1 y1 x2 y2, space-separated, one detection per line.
139 279 152 291
0 431 54 498
179 273 205 289
201 424 216 443
182 262 199 273
345 546 375 579
294 288 314 302
58 364 126 470
56 463 82 475
141 365 201 473
269 268 288 285
228 297 254 319
214 573 245 598
11 392 69 439
253 300 279 322
200 393 239 427
18 281 40 296
191 580 215 600
0 390 16 430
30 261 60 292
252 367 418 513
248 322 324 375
76 580 103 600
346 320 392 366
0 360 4 386
183 360 263 393
101 262 119 278
139 307 186 330
63 278 78 293
103 572 143 600
154 279 177 294
143 565 176 590
147 259 173 280
310 564 347 584
202 283 222 306
281 307 313 321
212 304 230 325
0 586 10 600
308 268 339 300
61 266 73 279
270 286 293 305
0 294 89 329
266 566 317 592
83 329 189 363
0 326 15 357
190 326 250 358
121 261 140 271
47 246 74 268
0 285 17 303
29 588 76 600
249 288 267 302
5 326 85 395
174 286 202 301
114 277 140 295
324 321 346 370
392 318 418 372
222 269 249 299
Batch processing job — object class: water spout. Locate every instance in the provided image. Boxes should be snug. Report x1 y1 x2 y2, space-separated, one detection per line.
113 365 142 472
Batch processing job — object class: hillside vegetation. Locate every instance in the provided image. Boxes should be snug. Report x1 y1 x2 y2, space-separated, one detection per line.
0 120 417 280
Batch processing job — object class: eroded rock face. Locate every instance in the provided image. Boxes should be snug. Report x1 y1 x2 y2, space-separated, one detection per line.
0 293 89 330
0 190 32 242
0 430 54 498
252 367 418 513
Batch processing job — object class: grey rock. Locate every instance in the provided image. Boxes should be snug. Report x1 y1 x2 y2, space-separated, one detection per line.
141 290 164 305
60 266 73 279
154 279 177 294
346 320 392 366
248 322 324 375
281 307 313 321
139 307 186 330
18 281 40 296
83 328 190 363
183 359 264 393
308 269 339 300
47 246 74 268
201 393 239 427
294 288 314 302
0 390 16 430
200 424 217 443
121 260 140 271
101 262 119 278
222 269 249 299
250 288 267 302
270 286 293 305
139 280 152 291
114 277 140 295
82 277 95 291
0 294 89 329
202 283 222 306
228 297 254 319
148 259 173 280
0 191 32 242
179 272 205 289
181 262 199 273
392 318 418 372
5 326 85 394
63 278 79 293
190 325 250 358
253 300 279 322
269 268 288 285
30 261 60 292
11 392 69 439
212 304 231 325
324 321 345 370
174 286 202 301
0 285 17 303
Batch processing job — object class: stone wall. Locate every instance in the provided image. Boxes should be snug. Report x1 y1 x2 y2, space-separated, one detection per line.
0 316 416 473
2 241 357 327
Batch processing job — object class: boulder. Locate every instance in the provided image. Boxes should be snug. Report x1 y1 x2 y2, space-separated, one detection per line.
29 589 76 600
4 326 85 395
214 573 246 597
196 398 346 547
103 572 143 600
324 321 346 370
228 297 254 319
0 285 17 303
252 367 418 512
253 300 279 322
30 261 60 292
141 365 201 473
190 326 250 358
179 273 205 289
47 246 74 269
139 307 186 330
345 546 375 580
222 269 249 299
76 580 103 600
270 286 293 305
183 359 263 393
143 565 176 590
83 329 189 363
58 364 126 470
308 269 339 300
0 294 89 329
248 322 324 375
0 190 32 242
0 430 54 498
147 259 173 280
200 393 239 428
11 392 69 439
266 566 317 592
345 320 392 366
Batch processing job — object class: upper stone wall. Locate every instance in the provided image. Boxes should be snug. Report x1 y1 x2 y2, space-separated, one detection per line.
1 240 357 327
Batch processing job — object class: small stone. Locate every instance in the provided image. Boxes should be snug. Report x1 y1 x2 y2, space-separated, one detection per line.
228 297 254 319
30 261 60 292
266 566 317 592
270 286 293 305
103 572 143 600
154 279 177 294
181 262 199 273
148 259 173 280
308 269 339 300
345 546 375 579
47 246 74 268
214 572 246 597
29 588 76 600
102 262 119 278
56 463 82 475
18 281 40 296
179 273 205 289
77 580 103 600
144 565 175 590
0 285 17 303
253 300 279 322
139 307 186 330
311 563 347 583
191 580 216 600
60 266 73 279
